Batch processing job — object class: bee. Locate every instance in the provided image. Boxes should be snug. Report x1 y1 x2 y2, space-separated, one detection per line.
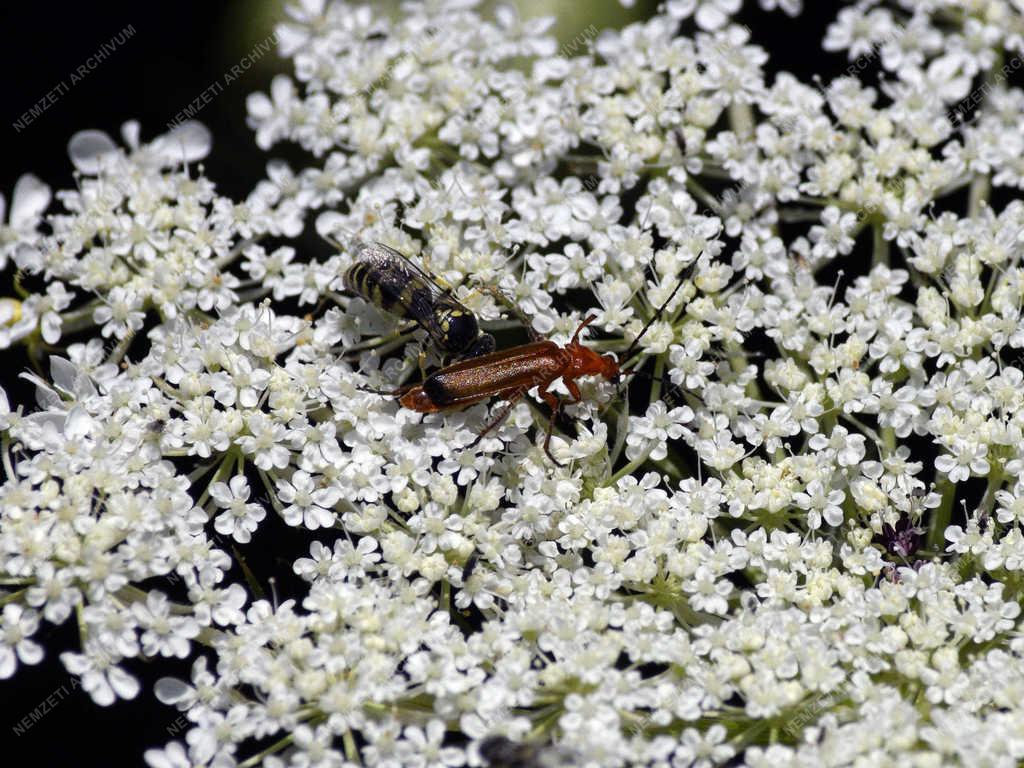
479 736 577 768
344 240 495 360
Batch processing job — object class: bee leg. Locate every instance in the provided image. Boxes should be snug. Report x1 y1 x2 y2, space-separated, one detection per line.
456 333 496 361
417 344 429 379
341 321 421 362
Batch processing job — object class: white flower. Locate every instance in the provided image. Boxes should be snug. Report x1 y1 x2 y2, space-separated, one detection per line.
397 720 466 767
61 646 140 706
276 469 339 529
626 401 694 461
132 592 200 659
0 604 43 678
93 285 147 339
935 441 989 483
0 174 50 270
666 0 741 31
210 475 266 543
809 205 858 260
794 480 846 529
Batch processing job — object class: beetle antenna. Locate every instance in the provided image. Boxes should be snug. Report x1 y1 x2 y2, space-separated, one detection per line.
620 256 699 367
623 368 702 408
572 314 599 345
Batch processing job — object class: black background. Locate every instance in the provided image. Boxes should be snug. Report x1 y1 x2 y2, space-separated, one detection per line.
0 2 845 765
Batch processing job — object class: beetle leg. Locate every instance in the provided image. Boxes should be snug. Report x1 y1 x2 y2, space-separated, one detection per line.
542 398 567 468
535 381 568 467
357 382 416 398
479 284 544 342
468 387 528 448
564 377 582 403
536 378 561 412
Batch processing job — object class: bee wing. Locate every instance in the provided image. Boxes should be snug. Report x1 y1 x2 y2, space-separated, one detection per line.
345 242 429 315
363 241 477 312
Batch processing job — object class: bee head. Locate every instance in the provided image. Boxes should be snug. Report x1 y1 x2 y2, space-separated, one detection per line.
441 309 483 354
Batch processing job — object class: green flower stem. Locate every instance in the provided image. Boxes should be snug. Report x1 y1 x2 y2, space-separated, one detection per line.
604 448 653 487
726 341 765 402
258 467 289 518
609 401 630 466
684 176 722 213
186 458 223 485
652 452 688 483
840 413 884 450
1 433 16 491
114 584 149 606
343 729 361 764
441 579 451 613
779 208 830 223
728 102 755 137
215 236 262 271
234 287 274 304
732 716 773 749
746 399 787 408
56 301 105 335
527 702 566 741
104 328 137 366
12 269 30 299
194 627 228 648
235 547 265 602
966 49 1003 219
927 478 956 552
338 319 420 354
238 731 299 768
793 195 831 207
650 354 665 403
968 174 991 219
980 463 1006 518
881 426 896 454
117 584 210 619
75 599 87 647
195 449 240 509
872 220 889 267
0 587 27 606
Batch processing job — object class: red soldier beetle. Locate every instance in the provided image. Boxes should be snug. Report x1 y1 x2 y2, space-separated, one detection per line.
363 265 695 465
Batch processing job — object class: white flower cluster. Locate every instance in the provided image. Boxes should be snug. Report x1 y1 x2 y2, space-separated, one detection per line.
3 0 1024 766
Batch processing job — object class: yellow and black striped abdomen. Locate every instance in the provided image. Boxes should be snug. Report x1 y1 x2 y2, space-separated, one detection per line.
344 241 495 358
343 261 428 320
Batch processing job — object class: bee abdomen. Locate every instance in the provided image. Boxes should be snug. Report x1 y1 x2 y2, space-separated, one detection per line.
344 263 414 317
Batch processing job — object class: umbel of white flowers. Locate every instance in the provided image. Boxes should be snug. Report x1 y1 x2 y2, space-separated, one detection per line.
3 1 1024 767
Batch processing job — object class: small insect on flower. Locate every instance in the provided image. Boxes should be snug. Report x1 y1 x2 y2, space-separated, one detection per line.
479 735 576 768
344 239 496 360
365 268 693 465
461 550 480 583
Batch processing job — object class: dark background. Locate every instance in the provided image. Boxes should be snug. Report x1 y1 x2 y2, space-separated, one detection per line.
0 2 844 764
